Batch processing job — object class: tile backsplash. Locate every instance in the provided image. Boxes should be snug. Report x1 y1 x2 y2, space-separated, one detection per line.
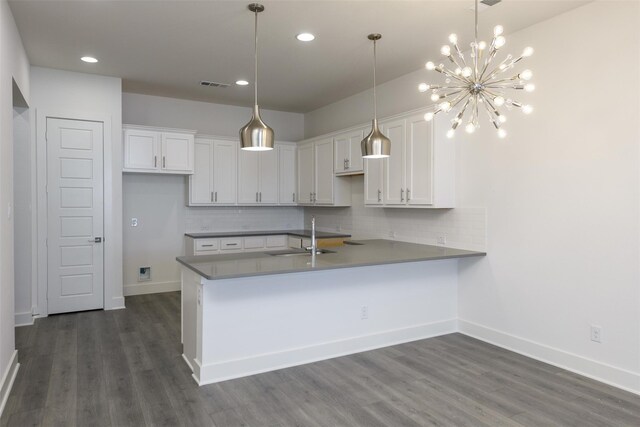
185 206 305 233
304 177 486 251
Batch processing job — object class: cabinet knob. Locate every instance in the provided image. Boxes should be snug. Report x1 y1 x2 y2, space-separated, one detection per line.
377 189 381 202
406 189 410 201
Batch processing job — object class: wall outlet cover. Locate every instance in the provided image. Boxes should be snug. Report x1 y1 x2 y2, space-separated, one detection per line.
138 266 151 282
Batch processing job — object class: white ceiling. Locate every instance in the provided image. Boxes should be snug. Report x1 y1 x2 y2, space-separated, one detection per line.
9 0 589 113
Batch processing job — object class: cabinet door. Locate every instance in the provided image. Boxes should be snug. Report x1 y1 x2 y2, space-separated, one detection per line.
259 148 278 204
278 144 297 205
314 139 334 204
123 129 159 171
364 158 384 205
297 143 314 204
406 114 434 205
161 132 194 173
212 140 238 204
348 130 365 173
189 138 214 205
237 149 260 204
382 119 406 205
334 134 349 174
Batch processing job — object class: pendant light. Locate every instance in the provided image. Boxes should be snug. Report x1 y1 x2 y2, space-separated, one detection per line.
361 33 390 159
240 3 274 151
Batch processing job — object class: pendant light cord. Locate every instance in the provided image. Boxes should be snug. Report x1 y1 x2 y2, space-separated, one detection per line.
373 39 378 120
254 7 258 107
474 0 479 43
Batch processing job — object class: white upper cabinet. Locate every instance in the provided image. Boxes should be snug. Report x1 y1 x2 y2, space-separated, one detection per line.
334 129 365 175
297 139 351 206
188 137 237 206
238 147 278 204
364 157 384 205
363 111 454 209
278 144 297 205
123 125 195 174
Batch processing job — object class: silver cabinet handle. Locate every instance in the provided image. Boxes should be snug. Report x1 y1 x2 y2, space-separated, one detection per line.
259 192 262 202
163 156 166 168
346 158 350 169
401 188 404 202
406 189 410 201
292 192 295 202
310 192 312 202
256 192 259 202
377 189 381 202
215 192 217 202
154 156 157 167
211 191 214 202
201 244 214 247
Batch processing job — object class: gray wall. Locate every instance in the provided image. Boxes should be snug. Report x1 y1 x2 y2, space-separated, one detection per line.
123 92 305 141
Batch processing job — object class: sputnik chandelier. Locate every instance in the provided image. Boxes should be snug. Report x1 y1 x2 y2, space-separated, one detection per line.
419 0 535 139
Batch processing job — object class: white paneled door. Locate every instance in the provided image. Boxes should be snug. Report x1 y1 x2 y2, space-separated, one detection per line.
47 118 104 314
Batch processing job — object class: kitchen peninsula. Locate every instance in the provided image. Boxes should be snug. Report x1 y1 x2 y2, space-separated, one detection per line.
177 239 484 385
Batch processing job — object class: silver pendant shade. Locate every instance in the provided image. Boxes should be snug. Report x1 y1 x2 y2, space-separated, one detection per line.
240 3 274 151
361 34 390 159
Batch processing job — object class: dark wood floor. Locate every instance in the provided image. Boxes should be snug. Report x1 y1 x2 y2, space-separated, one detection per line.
2 292 639 426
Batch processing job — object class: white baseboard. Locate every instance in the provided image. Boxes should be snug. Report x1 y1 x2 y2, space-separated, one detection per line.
124 280 180 296
0 351 20 418
458 319 640 395
14 312 34 327
195 319 457 385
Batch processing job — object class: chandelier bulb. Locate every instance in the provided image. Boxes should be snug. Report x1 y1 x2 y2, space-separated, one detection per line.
522 47 534 57
465 123 476 134
425 61 436 71
494 36 506 49
440 45 451 56
418 83 429 92
449 34 458 44
439 101 452 112
430 93 441 102
524 83 535 92
461 67 472 78
494 96 505 106
522 105 533 114
424 112 434 122
498 115 507 123
493 25 504 36
446 129 455 139
478 41 487 50
497 129 507 138
519 69 533 80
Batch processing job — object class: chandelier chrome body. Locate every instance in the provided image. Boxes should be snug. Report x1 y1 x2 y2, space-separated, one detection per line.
420 0 534 139
240 3 274 151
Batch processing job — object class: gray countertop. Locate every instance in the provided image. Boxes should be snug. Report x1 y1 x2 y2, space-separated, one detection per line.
185 229 351 239
176 239 485 281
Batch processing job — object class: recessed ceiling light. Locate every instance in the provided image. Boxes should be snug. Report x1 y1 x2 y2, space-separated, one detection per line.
296 33 315 42
81 56 98 63
236 80 249 86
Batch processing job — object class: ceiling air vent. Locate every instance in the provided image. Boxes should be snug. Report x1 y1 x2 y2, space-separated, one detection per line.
199 80 231 88
481 0 501 6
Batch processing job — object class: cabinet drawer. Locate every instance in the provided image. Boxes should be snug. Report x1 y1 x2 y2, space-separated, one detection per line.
244 237 266 250
195 238 219 252
220 238 243 250
266 235 287 248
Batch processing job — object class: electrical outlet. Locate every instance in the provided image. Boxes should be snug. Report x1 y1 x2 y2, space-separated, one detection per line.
130 218 138 227
436 234 447 245
360 306 368 320
138 267 151 282
590 325 602 343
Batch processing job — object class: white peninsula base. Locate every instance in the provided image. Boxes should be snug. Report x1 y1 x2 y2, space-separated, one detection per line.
181 259 459 386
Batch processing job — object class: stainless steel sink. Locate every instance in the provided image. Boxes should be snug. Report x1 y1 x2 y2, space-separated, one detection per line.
268 249 336 257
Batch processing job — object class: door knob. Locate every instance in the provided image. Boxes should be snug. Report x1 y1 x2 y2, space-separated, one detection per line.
89 237 102 243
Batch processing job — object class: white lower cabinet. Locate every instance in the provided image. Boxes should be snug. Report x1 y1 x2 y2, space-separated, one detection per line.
297 139 351 206
186 235 288 256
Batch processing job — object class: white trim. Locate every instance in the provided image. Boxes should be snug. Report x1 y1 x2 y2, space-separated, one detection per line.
194 319 457 386
14 312 34 327
123 123 196 134
458 319 640 395
107 296 126 310
124 280 181 296
0 351 20 417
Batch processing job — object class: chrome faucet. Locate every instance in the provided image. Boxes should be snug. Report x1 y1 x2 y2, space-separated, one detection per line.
306 216 317 254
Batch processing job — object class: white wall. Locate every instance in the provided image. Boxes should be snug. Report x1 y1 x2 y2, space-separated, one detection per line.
30 67 124 314
123 92 304 141
122 94 305 296
122 174 303 296
304 1 640 393
0 0 30 414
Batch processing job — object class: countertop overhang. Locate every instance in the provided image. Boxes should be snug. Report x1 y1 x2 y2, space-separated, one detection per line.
176 239 485 281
